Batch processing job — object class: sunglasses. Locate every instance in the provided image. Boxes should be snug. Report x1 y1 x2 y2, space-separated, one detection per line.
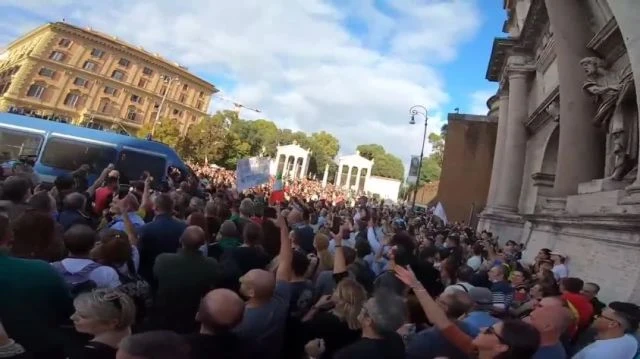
483 326 507 345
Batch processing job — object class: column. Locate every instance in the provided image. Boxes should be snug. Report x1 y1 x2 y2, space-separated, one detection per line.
364 165 372 193
545 0 604 196
335 163 343 187
345 166 353 190
300 155 307 179
354 168 362 193
322 163 329 188
607 0 640 193
485 93 510 208
494 66 532 211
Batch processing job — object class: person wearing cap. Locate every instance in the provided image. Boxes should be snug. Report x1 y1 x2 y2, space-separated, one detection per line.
462 287 500 333
550 252 569 280
572 302 640 359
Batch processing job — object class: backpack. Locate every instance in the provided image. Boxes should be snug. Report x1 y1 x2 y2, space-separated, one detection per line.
115 260 152 324
52 261 101 296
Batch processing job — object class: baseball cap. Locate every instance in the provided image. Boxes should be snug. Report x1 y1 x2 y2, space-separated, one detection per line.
469 287 493 309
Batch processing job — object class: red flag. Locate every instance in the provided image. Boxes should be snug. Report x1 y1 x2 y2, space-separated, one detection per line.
269 172 285 204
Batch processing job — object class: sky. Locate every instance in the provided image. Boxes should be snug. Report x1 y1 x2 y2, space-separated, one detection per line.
0 0 506 171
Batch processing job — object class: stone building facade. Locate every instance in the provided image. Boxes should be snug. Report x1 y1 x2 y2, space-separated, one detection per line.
0 22 217 135
437 113 497 224
478 0 640 303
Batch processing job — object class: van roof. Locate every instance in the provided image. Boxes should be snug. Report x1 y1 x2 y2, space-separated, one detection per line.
0 112 179 157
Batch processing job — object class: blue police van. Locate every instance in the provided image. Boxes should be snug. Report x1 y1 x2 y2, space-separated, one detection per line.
0 112 191 185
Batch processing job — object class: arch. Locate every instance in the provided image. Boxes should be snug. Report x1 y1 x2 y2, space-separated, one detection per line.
295 157 304 179
533 124 559 196
276 153 286 174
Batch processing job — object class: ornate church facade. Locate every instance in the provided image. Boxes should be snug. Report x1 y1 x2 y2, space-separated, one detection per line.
479 0 640 303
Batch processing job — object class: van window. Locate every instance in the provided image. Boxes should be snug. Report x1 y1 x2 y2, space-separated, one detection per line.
0 128 43 163
116 149 166 183
41 137 116 173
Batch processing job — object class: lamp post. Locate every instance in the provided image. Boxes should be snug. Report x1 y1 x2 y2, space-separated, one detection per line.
409 105 428 210
151 75 180 137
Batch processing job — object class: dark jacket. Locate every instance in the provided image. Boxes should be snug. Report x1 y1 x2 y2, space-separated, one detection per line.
138 214 187 283
57 209 94 232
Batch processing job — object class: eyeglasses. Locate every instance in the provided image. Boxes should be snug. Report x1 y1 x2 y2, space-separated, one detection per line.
483 326 507 345
596 314 621 326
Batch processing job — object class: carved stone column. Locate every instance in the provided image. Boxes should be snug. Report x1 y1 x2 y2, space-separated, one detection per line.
345 166 353 190
335 163 343 187
486 92 510 209
355 168 362 193
494 65 533 212
545 0 604 196
607 0 640 194
322 163 329 188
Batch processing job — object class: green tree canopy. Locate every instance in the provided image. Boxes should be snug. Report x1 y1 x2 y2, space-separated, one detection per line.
428 132 444 167
356 144 404 180
137 118 181 148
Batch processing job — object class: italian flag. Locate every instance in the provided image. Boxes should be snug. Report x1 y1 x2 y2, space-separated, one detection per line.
269 172 285 204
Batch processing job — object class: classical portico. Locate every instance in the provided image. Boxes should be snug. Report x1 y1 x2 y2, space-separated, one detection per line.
271 142 311 180
335 151 374 194
478 0 640 303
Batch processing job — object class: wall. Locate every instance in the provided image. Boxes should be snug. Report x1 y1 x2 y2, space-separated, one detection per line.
366 176 401 200
437 114 497 223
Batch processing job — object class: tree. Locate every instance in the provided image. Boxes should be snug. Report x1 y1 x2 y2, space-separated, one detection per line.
420 156 441 183
427 132 445 167
138 118 181 148
356 144 404 180
307 131 340 177
179 114 227 164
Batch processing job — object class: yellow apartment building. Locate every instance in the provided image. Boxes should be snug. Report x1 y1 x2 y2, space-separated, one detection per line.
0 22 217 135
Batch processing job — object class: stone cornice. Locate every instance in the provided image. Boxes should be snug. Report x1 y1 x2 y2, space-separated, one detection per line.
525 86 559 132
531 172 555 187
586 17 625 66
516 0 548 52
486 37 516 82
487 0 549 83
523 213 640 234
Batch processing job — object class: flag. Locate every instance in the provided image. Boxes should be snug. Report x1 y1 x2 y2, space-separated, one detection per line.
269 172 285 204
433 202 448 225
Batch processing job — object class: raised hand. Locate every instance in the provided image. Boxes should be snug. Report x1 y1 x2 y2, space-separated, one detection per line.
394 264 418 287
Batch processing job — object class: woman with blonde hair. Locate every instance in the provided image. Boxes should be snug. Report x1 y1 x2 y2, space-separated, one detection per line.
301 278 367 359
68 289 136 359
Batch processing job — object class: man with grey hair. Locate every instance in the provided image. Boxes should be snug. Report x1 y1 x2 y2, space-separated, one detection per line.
57 192 92 231
334 290 406 358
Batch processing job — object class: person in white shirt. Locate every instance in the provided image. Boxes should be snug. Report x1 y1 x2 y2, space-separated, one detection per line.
466 243 484 272
572 301 640 359
443 265 476 295
550 252 569 280
53 224 121 289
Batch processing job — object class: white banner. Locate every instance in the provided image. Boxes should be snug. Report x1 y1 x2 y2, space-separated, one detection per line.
236 157 271 192
434 202 448 225
407 155 420 184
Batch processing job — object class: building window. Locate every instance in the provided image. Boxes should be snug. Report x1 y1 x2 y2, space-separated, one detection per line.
172 108 183 117
41 138 116 173
83 61 98 72
26 84 45 99
130 94 143 104
73 77 88 87
182 84 189 91
191 115 196 122
126 107 138 122
137 78 148 89
58 38 72 48
198 91 204 98
99 99 111 113
0 82 11 95
178 94 186 103
90 48 105 59
118 58 130 68
38 67 56 78
160 86 167 96
111 70 126 81
64 93 81 107
142 67 153 76
49 51 66 62
196 100 203 110
104 86 118 96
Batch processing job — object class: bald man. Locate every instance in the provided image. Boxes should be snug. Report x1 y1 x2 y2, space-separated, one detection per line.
232 213 293 359
527 305 569 359
184 288 255 358
152 226 221 333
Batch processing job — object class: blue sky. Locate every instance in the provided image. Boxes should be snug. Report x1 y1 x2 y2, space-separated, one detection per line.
0 0 507 169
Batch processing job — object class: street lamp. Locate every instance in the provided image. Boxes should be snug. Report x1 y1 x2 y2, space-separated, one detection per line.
409 105 428 210
151 75 180 137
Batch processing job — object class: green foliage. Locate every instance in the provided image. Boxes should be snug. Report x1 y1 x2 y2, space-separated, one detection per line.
428 132 444 167
420 156 441 183
176 110 341 176
356 144 404 180
138 118 181 149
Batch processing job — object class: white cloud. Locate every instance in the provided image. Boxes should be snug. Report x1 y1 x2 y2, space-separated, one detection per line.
0 0 483 171
468 89 497 116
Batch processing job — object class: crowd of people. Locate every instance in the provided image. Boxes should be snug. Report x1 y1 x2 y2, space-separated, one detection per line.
0 160 639 359
190 163 351 204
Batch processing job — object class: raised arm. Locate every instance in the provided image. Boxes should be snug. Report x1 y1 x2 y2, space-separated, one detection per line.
87 163 114 197
276 209 292 282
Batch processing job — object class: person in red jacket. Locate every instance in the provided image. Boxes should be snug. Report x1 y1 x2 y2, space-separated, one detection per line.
560 277 594 339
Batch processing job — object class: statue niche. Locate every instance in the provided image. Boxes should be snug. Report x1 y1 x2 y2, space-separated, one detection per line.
580 56 637 181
